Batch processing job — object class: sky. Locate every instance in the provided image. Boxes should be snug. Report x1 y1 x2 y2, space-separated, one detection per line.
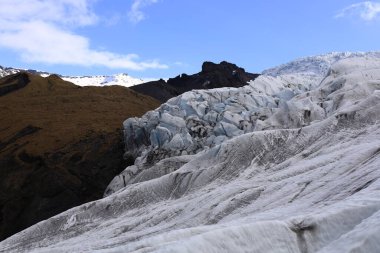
0 0 380 78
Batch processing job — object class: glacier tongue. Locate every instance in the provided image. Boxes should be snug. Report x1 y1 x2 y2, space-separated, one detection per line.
107 53 380 196
1 53 380 253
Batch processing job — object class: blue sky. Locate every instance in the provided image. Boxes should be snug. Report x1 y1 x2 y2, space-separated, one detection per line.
0 0 380 78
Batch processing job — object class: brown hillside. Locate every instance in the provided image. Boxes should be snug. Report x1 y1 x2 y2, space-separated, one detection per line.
0 73 159 154
0 73 160 240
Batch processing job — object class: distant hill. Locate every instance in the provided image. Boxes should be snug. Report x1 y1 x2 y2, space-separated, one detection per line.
130 61 259 102
0 72 160 240
0 61 258 100
0 65 149 87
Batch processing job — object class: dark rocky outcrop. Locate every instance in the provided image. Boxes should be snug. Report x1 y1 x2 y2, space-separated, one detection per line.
131 79 181 104
130 61 259 102
0 72 30 96
0 130 127 239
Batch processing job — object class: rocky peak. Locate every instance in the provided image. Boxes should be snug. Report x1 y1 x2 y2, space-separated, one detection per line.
201 61 242 73
166 60 258 93
131 61 259 102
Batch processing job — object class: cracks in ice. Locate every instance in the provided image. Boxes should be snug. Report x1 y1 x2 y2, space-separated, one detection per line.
289 181 311 203
207 187 265 225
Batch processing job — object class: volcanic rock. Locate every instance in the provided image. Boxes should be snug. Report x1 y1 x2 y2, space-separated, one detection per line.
130 61 259 102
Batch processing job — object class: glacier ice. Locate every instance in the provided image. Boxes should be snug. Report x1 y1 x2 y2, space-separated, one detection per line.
1 53 380 253
114 52 380 191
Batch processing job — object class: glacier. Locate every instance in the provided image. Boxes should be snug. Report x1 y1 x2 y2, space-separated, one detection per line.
1 52 380 253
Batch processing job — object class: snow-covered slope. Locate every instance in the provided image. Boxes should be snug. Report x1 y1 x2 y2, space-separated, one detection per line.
61 74 149 87
0 66 19 77
1 53 380 253
0 66 50 78
0 65 147 87
263 51 380 77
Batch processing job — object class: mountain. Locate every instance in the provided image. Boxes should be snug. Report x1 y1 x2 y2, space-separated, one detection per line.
0 61 258 96
0 65 147 87
130 61 260 102
1 53 380 252
0 72 160 240
0 66 50 79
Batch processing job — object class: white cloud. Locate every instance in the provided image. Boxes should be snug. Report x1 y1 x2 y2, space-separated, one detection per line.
0 0 98 27
336 1 380 21
128 0 158 24
0 0 168 70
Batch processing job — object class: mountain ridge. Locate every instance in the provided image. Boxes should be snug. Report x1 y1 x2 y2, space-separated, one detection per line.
130 60 260 102
0 66 148 88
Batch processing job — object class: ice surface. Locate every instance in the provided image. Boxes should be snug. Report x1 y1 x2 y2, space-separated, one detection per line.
263 51 380 77
1 53 380 252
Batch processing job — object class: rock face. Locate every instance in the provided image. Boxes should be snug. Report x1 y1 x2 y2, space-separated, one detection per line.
129 79 181 104
0 72 30 96
1 53 380 253
0 73 160 240
0 130 126 240
169 61 259 93
130 61 259 102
